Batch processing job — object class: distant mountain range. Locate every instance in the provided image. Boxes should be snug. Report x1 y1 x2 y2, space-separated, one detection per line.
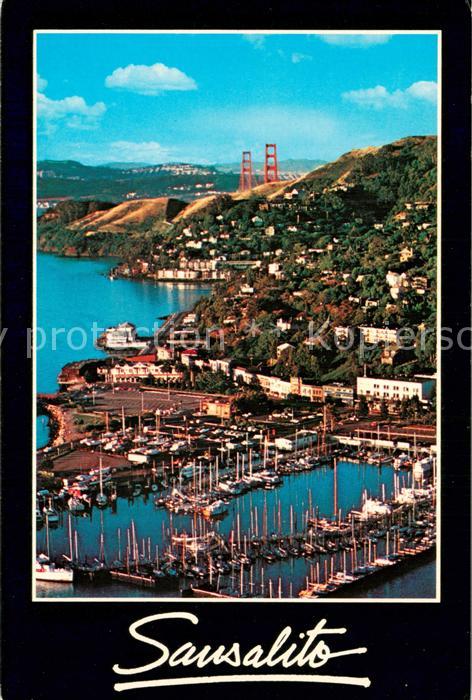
37 160 232 202
37 160 218 179
36 157 325 202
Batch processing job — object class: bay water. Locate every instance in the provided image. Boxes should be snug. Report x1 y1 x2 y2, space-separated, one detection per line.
36 252 210 445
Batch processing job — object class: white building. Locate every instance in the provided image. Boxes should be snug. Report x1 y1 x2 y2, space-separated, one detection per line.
268 262 283 276
240 284 254 295
208 358 233 376
359 326 401 345
267 376 293 398
104 322 148 350
103 362 182 384
276 342 294 358
276 318 292 332
233 367 255 385
356 376 435 404
322 383 354 405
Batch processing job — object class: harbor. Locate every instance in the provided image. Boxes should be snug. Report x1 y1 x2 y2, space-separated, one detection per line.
35 253 437 599
36 446 436 598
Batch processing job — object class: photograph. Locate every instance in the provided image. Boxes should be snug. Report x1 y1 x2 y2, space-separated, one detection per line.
34 30 439 602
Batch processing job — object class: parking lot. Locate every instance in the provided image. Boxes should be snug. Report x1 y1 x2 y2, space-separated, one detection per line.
83 386 206 417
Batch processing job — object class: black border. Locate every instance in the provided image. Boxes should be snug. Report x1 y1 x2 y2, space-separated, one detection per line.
2 2 470 698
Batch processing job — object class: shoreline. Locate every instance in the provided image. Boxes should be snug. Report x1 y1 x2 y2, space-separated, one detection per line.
40 402 83 447
37 403 59 446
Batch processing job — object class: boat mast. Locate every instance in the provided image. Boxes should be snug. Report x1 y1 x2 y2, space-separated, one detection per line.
333 457 338 521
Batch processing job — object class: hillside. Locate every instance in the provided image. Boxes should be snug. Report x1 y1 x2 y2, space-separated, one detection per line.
177 135 437 382
172 181 290 222
173 136 436 223
37 136 437 266
39 199 115 225
67 197 187 234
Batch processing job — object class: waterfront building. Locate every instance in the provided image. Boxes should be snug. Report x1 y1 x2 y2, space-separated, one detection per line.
181 349 199 367
322 383 355 405
202 398 233 419
356 375 435 404
299 381 324 402
104 322 148 350
99 362 183 384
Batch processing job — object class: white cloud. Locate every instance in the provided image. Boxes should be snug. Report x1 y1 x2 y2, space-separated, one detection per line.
37 92 106 130
319 34 392 48
342 81 438 109
37 74 48 92
242 34 266 49
291 52 312 64
105 63 197 95
405 80 438 104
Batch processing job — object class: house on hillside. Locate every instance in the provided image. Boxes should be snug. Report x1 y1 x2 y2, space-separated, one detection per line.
276 342 294 358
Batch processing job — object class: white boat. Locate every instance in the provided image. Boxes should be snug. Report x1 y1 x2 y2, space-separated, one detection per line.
360 498 392 519
202 500 228 518
43 504 59 524
35 559 73 583
393 453 411 469
36 510 73 583
373 557 395 567
68 497 85 514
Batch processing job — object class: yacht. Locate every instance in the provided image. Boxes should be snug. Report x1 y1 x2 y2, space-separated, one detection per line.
35 557 73 583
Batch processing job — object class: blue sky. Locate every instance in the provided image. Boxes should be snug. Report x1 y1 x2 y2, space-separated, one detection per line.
36 32 438 165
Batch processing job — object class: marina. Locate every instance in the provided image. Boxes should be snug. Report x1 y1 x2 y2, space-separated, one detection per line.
36 452 436 599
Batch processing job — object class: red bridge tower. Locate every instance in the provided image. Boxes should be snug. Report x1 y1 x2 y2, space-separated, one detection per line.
264 143 279 183
239 151 253 191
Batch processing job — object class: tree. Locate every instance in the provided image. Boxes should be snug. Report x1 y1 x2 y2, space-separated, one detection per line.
358 395 369 417
380 399 389 420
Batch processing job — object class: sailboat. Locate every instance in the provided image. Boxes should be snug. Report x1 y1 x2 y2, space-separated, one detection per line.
68 496 86 514
96 457 108 507
42 498 59 524
36 513 73 583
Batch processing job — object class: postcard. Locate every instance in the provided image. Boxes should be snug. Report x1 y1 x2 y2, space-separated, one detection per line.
1 3 470 698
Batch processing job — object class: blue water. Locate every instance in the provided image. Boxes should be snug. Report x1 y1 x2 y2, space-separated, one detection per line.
36 253 210 394
38 462 395 560
36 415 50 448
358 558 436 598
37 462 436 598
